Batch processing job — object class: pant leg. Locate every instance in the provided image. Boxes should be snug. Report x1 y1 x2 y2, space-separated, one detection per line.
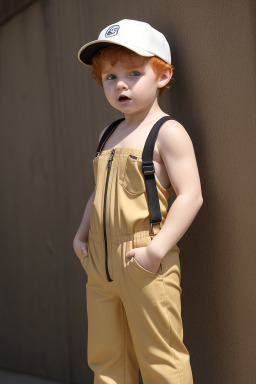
118 240 193 384
85 240 139 384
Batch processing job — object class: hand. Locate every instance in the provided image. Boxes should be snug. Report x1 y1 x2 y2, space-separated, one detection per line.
126 246 161 273
73 239 88 263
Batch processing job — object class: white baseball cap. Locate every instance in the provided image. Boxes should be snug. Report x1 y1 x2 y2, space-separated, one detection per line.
77 19 171 67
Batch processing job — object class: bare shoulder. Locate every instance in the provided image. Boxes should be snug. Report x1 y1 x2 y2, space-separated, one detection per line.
157 119 194 159
156 118 202 198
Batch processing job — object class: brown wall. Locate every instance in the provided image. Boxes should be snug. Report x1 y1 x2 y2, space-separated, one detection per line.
0 0 255 383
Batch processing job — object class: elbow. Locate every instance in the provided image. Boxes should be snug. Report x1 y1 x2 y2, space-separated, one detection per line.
197 194 204 209
189 193 203 210
178 191 204 209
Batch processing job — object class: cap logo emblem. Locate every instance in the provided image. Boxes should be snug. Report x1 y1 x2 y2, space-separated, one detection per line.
105 24 120 38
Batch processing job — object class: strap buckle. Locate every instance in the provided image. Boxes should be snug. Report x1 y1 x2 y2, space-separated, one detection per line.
150 221 162 237
142 161 155 175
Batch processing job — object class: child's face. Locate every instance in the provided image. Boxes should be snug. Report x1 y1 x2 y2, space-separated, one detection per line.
101 56 161 116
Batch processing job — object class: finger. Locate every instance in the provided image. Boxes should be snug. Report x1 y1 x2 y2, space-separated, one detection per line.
126 250 135 259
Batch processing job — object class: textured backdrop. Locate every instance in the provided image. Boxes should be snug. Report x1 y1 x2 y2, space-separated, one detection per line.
0 0 255 383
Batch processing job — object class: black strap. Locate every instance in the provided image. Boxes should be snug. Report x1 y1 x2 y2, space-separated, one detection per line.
95 118 125 155
142 116 176 227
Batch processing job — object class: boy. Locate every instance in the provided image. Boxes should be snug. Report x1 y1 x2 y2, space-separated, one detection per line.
73 19 203 384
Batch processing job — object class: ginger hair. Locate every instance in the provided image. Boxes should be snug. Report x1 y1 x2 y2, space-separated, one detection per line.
91 45 174 97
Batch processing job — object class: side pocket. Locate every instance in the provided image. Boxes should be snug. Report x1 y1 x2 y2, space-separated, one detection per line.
131 256 163 277
119 155 146 195
81 255 88 272
131 236 181 278
131 235 163 276
81 246 90 274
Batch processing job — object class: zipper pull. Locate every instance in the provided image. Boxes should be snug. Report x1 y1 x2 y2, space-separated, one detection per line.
108 148 115 167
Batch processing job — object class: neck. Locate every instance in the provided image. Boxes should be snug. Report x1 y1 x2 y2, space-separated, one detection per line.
123 98 166 125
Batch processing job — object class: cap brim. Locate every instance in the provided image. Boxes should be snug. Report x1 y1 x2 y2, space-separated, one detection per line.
77 40 154 67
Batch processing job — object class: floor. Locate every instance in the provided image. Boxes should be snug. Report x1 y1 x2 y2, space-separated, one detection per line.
0 369 143 383
0 370 64 384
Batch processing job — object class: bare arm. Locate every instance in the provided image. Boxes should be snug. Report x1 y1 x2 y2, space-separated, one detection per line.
147 119 203 260
126 119 204 270
73 125 108 262
73 189 95 243
73 189 95 262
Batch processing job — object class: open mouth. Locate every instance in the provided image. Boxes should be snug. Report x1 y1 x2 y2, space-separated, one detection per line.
118 96 131 101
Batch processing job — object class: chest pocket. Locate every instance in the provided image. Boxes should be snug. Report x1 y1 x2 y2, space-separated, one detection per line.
119 154 146 195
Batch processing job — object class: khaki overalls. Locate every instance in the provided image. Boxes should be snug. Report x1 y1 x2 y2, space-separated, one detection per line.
81 116 193 384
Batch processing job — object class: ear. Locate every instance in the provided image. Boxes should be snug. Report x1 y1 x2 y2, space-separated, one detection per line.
157 67 173 89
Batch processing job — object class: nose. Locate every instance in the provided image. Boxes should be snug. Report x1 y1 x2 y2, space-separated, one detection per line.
116 79 128 90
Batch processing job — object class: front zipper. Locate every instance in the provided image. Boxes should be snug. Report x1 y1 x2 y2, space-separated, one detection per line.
103 148 115 282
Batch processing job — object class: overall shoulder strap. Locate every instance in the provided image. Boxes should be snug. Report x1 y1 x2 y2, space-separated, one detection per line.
95 118 125 155
142 116 176 236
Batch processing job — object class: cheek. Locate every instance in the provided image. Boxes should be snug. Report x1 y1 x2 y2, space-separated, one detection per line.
103 84 113 99
134 81 156 100
102 82 109 93
103 88 117 108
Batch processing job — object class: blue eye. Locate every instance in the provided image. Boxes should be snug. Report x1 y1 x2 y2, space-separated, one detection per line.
130 71 141 76
106 74 116 80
